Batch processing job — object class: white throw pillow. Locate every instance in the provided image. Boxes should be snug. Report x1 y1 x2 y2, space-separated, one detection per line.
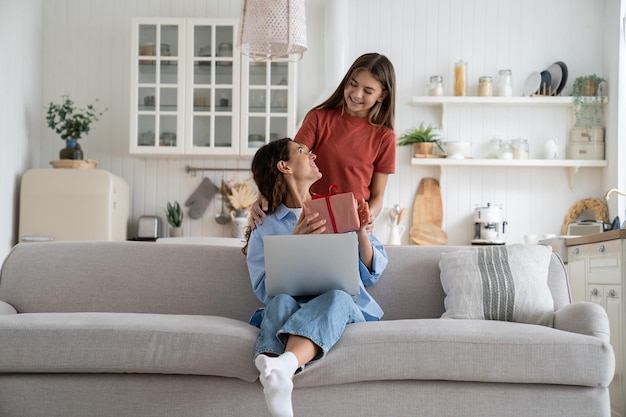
439 244 554 327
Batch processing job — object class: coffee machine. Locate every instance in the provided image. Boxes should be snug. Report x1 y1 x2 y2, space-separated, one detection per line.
471 202 507 245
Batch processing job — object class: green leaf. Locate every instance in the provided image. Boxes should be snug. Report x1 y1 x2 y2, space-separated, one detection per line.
165 201 183 227
45 94 107 140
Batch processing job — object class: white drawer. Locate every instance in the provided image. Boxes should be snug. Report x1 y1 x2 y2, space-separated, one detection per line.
587 240 622 284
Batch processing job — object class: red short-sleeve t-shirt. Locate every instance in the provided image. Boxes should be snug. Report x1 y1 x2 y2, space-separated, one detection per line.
294 108 396 200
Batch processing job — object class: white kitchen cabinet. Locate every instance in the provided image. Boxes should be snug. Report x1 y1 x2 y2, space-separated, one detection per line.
130 18 240 156
184 19 240 155
568 238 625 417
129 18 297 157
239 59 298 155
130 18 241 155
130 18 187 155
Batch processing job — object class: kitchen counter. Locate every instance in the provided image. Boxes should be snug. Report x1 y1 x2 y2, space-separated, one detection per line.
564 229 626 246
156 237 244 247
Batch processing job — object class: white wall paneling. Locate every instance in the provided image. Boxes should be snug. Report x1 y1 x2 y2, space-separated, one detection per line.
7 0 614 246
0 0 43 259
341 0 613 245
40 0 245 239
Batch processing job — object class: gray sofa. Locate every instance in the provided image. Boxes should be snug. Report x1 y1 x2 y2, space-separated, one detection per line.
0 241 614 417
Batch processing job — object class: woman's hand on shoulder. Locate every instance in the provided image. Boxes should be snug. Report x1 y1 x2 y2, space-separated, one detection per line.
293 210 326 235
248 196 269 230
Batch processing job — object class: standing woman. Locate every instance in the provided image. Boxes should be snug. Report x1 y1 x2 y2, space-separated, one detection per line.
251 52 396 228
243 138 388 417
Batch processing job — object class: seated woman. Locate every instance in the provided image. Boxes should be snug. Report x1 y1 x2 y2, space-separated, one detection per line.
243 138 388 417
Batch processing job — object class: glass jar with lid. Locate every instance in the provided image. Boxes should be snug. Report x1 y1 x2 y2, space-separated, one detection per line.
477 76 493 97
454 60 467 96
496 69 513 97
497 140 513 160
511 138 529 159
160 43 171 65
485 137 502 158
428 75 444 96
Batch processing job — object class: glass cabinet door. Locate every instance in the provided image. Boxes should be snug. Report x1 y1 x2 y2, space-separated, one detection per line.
130 19 185 155
131 18 294 157
240 57 297 155
185 19 240 155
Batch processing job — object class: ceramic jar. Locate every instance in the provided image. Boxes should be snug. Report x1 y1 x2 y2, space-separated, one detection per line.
231 210 248 239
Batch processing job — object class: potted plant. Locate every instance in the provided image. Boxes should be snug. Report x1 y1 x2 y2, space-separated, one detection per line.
46 94 107 160
572 74 605 98
398 122 443 156
571 74 606 143
165 201 184 237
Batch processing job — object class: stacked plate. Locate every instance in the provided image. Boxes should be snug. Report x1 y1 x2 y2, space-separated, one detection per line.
522 61 568 96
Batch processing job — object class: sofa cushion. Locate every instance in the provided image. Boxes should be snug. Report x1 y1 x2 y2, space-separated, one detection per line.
0 242 263 322
294 319 615 389
439 244 554 326
0 313 260 382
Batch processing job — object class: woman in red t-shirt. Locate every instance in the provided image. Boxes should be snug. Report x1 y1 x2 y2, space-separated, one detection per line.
251 52 396 229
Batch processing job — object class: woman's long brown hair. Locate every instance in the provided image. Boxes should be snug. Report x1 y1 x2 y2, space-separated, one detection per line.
312 52 396 130
242 138 292 255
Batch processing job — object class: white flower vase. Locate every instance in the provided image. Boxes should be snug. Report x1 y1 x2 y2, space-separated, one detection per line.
387 224 406 245
231 210 248 239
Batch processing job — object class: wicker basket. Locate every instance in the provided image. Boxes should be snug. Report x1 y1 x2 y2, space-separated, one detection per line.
49 160 98 169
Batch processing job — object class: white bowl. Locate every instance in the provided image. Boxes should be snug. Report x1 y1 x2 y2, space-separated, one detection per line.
441 141 470 159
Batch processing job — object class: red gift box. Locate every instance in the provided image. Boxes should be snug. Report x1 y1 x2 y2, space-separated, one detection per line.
303 186 360 234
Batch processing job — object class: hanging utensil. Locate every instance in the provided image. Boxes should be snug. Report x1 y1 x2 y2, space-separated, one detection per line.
397 207 407 225
389 204 401 224
215 171 231 225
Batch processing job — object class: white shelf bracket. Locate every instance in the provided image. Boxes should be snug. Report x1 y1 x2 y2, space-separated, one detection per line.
440 103 447 130
438 164 445 186
567 166 580 190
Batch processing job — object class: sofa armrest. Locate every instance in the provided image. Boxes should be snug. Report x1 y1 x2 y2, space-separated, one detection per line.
553 301 610 343
0 301 17 315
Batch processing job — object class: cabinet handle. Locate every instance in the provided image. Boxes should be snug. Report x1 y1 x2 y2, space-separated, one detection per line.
591 288 599 296
608 289 618 298
598 245 606 253
573 248 580 255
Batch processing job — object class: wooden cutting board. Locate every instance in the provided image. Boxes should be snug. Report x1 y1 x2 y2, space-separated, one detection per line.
412 178 443 227
410 178 447 245
410 223 448 245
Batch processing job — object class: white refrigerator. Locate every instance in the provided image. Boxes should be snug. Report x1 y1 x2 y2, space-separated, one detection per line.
19 169 130 242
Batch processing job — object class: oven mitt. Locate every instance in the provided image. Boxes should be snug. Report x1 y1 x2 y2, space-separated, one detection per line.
185 177 219 219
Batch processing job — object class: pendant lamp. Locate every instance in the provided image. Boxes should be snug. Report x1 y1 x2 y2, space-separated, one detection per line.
237 0 308 62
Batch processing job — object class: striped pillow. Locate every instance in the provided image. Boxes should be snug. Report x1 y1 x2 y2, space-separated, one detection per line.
439 244 554 327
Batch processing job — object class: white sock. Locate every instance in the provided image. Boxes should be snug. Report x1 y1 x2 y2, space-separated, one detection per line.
255 352 299 386
262 369 294 417
255 352 298 417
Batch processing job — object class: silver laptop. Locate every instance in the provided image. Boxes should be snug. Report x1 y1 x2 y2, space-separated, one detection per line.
263 232 361 299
